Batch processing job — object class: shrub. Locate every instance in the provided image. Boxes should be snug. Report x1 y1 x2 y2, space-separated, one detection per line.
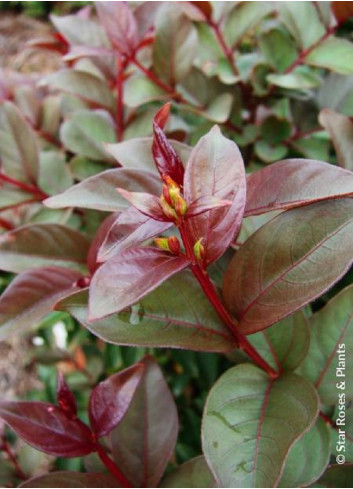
0 2 353 487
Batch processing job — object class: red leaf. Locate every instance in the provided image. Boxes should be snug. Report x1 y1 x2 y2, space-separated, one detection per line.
331 1 353 23
184 125 246 267
0 266 82 340
0 401 94 457
89 363 144 437
186 196 232 218
98 206 172 262
57 373 77 419
111 356 179 487
87 214 118 273
152 104 185 187
95 2 139 56
89 247 190 320
19 471 119 488
117 188 167 221
245 159 353 217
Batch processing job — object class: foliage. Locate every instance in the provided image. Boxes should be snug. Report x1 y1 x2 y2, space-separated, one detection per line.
0 1 353 487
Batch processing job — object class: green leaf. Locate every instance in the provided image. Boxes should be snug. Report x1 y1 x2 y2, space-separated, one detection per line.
160 456 216 488
124 76 168 107
0 101 39 183
280 2 325 50
60 110 116 161
278 417 331 487
69 156 108 181
254 140 288 163
105 137 191 174
319 109 353 170
313 464 353 488
331 404 353 463
45 168 161 212
259 28 297 72
111 356 179 487
306 37 353 75
223 200 353 334
153 3 197 85
19 471 118 488
267 70 321 89
261 116 292 144
317 73 353 117
0 187 35 211
298 284 353 404
224 1 273 47
180 93 234 123
0 223 90 273
42 70 115 111
202 364 319 488
51 13 109 47
248 311 310 373
39 151 73 196
55 271 234 353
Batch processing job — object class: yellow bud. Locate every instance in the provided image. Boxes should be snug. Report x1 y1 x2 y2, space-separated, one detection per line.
160 196 177 220
193 238 205 262
154 237 170 251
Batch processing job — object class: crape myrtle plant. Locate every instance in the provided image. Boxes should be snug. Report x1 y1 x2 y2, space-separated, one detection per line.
1 1 353 488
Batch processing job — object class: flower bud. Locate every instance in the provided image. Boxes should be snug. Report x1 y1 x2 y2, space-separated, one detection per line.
193 238 205 262
154 236 181 255
160 196 177 220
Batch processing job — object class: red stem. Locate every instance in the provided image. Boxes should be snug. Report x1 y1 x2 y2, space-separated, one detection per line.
208 19 239 77
0 217 14 230
319 411 336 428
1 439 26 480
0 173 48 200
116 56 126 142
179 224 278 379
95 443 132 488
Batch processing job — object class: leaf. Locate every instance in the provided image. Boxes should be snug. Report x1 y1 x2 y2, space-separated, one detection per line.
224 1 274 47
89 247 190 320
247 310 310 373
153 3 197 85
42 70 115 111
60 110 116 161
45 169 161 212
202 364 319 488
314 464 353 488
0 101 39 183
180 93 234 123
317 73 353 117
280 2 326 50
0 187 36 211
55 271 234 352
0 224 90 273
259 28 297 72
95 1 139 56
98 206 172 262
39 151 73 196
261 116 292 145
223 199 353 334
254 140 288 163
278 417 331 487
20 471 119 488
0 267 81 340
89 363 143 437
160 456 216 488
105 137 191 174
245 158 353 217
0 401 94 457
306 37 353 75
57 373 77 419
332 2 353 23
267 71 321 89
184 126 246 267
298 284 353 404
51 12 109 47
124 76 169 107
117 189 166 221
111 356 179 488
319 109 353 170
153 103 185 186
